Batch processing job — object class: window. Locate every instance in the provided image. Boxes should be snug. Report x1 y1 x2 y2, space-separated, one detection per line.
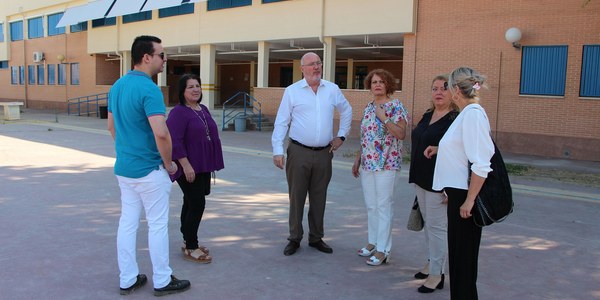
28 17 44 39
11 67 18 84
48 13 65 36
70 63 80 85
520 46 568 96
19 66 25 85
580 45 600 98
159 3 195 17
48 64 56 85
28 65 35 84
123 11 152 23
207 0 251 11
0 23 4 42
70 21 88 33
58 63 67 85
37 64 45 85
10 21 23 41
0 61 8 69
92 17 116 28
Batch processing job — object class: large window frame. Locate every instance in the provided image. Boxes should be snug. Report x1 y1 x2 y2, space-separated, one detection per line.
48 64 56 85
123 11 152 23
207 0 251 11
70 63 80 85
19 66 25 85
580 45 600 98
37 64 45 85
70 21 88 33
58 63 67 85
28 17 44 39
520 45 568 97
159 3 195 18
10 21 24 41
28 65 36 85
92 17 116 28
47 13 65 36
11 66 18 85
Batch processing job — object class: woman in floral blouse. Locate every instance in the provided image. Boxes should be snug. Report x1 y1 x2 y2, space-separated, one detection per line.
352 69 408 266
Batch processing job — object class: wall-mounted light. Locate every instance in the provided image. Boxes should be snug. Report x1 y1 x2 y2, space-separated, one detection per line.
505 27 522 49
57 54 66 63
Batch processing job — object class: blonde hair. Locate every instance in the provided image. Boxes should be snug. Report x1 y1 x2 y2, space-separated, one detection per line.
448 67 487 102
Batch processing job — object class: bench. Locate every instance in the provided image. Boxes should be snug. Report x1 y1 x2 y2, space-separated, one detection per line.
0 102 24 120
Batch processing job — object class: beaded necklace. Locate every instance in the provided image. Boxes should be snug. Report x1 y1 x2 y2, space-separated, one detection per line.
189 105 211 141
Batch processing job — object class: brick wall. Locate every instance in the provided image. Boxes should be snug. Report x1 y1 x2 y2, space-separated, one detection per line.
405 0 600 160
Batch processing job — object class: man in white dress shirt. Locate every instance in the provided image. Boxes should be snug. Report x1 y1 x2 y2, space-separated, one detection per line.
271 52 352 256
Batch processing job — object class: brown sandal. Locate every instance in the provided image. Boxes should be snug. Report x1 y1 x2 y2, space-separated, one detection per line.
181 241 209 254
183 248 212 264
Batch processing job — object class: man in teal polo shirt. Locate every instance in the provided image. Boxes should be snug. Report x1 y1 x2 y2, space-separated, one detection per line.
108 35 190 296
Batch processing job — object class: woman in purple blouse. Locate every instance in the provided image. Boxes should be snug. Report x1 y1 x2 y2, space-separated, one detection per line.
166 73 224 264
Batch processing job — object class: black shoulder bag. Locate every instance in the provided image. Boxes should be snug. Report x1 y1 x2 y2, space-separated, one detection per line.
470 141 514 227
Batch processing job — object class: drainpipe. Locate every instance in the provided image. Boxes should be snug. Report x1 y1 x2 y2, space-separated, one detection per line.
20 9 28 108
114 51 123 76
318 0 326 77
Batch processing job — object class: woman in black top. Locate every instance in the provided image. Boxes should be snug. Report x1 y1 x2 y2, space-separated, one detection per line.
409 74 458 294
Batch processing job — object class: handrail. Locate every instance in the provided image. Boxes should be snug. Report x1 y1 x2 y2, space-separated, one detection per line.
221 92 262 131
67 92 109 117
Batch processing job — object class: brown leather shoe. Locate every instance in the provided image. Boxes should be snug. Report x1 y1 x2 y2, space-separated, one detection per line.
283 241 300 256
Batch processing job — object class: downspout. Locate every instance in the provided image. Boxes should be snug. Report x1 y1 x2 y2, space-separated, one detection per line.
410 0 419 126
20 9 28 108
318 0 326 79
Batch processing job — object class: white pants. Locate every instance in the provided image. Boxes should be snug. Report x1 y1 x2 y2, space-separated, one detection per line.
116 167 173 289
415 184 448 275
360 169 400 254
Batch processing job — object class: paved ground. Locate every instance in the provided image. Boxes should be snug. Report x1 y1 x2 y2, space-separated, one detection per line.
0 109 599 300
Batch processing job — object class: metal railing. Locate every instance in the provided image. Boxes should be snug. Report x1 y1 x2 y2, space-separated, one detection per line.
222 92 262 131
67 93 108 117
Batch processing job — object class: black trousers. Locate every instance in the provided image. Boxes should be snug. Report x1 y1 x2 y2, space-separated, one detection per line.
285 142 333 243
446 187 482 300
176 172 211 250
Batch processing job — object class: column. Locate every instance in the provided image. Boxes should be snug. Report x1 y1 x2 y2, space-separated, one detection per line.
257 41 270 88
293 59 302 82
322 36 336 82
121 51 132 75
346 59 354 90
200 44 217 110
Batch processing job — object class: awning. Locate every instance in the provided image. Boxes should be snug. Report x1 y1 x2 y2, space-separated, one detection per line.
56 0 116 27
105 0 147 18
142 0 205 12
58 0 206 27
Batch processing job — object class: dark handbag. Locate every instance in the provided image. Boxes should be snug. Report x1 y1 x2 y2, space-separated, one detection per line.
471 141 514 227
407 196 424 231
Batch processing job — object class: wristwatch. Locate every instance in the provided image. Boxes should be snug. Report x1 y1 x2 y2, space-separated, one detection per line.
338 136 346 141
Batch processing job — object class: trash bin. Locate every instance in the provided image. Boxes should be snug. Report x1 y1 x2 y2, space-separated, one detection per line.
234 115 247 132
99 105 108 119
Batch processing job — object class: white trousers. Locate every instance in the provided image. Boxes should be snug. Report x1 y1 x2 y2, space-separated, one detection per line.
116 167 173 289
415 184 448 275
360 169 400 254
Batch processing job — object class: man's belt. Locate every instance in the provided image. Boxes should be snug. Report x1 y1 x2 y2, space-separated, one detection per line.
290 138 329 151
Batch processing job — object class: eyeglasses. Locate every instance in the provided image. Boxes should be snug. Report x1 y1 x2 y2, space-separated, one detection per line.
152 52 165 60
371 80 386 85
302 61 323 67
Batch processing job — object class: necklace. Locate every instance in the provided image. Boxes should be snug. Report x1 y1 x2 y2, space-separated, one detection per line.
189 105 211 141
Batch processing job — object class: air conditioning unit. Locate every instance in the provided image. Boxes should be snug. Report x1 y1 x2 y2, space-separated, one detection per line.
33 52 44 63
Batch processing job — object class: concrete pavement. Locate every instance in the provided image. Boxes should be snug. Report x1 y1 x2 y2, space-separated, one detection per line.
0 109 599 300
